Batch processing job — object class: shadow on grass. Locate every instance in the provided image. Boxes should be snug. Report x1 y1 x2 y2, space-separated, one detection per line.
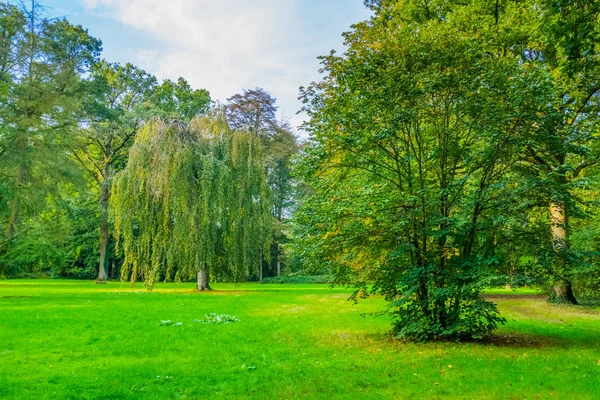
578 298 600 307
362 326 598 351
480 332 558 348
484 294 547 301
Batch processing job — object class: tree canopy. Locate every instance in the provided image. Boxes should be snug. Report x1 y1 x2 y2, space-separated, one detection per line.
111 112 272 290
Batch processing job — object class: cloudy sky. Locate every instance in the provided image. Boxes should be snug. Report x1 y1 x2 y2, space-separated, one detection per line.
36 0 372 134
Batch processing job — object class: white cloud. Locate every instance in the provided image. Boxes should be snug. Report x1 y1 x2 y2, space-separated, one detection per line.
81 0 371 135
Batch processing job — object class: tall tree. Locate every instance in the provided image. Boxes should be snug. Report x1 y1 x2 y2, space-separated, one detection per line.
0 1 101 269
73 61 157 283
515 0 600 304
226 88 300 278
266 123 299 276
298 0 544 340
111 112 271 290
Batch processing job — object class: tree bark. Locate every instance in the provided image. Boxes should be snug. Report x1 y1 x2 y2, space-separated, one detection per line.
549 200 578 304
197 268 211 291
552 280 577 304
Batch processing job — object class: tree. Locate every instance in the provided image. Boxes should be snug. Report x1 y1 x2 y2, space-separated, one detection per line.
111 112 271 290
266 123 299 276
298 0 544 340
73 61 157 283
226 87 278 137
226 88 300 278
0 1 101 274
153 77 211 122
514 0 600 304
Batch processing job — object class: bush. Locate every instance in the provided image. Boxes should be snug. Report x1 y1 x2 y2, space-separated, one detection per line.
0 239 65 278
391 295 506 342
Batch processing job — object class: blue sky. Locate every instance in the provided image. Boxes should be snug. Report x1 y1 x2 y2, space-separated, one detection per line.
33 0 372 134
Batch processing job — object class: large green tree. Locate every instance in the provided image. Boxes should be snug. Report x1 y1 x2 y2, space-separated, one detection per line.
514 0 600 304
73 61 157 282
111 112 271 290
298 0 545 340
0 1 101 274
74 62 213 283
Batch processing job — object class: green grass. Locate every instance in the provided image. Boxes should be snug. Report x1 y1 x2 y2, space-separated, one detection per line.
0 280 599 399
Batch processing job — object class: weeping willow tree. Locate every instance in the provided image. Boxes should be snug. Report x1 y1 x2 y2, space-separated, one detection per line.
111 111 271 290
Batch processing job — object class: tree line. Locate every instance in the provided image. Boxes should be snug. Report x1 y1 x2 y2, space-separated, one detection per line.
0 1 300 284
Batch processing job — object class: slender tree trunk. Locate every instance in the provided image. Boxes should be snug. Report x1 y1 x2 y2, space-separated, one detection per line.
276 243 281 276
259 249 263 282
6 163 25 239
549 200 577 304
96 170 110 283
197 268 211 291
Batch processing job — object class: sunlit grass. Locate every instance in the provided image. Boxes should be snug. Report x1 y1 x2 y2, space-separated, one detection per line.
0 280 598 399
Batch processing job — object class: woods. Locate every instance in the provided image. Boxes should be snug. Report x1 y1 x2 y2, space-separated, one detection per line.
0 2 298 283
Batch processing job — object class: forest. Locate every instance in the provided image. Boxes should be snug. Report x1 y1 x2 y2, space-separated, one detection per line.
1 0 600 398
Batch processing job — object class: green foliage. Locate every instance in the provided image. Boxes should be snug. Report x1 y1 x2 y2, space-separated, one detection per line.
111 112 272 289
390 289 506 341
295 0 600 337
226 88 301 278
297 0 564 340
153 77 211 122
0 238 65 277
0 1 101 276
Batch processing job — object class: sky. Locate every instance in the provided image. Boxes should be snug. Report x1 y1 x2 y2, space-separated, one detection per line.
33 0 372 135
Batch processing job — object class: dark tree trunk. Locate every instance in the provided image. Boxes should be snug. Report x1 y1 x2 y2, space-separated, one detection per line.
197 269 211 291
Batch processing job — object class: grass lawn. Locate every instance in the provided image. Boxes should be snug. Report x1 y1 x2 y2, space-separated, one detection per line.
0 280 599 399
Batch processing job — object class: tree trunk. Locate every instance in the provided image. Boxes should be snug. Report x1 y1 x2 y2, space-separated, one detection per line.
276 243 281 276
6 163 25 239
197 268 211 291
259 249 263 282
96 178 110 283
552 280 577 304
549 200 577 304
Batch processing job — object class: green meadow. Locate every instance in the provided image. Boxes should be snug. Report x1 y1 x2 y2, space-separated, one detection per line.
1 280 599 399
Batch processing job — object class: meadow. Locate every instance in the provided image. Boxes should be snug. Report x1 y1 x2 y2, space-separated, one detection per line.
0 280 599 399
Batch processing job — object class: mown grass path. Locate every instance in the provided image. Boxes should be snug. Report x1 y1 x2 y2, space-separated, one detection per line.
0 280 599 399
